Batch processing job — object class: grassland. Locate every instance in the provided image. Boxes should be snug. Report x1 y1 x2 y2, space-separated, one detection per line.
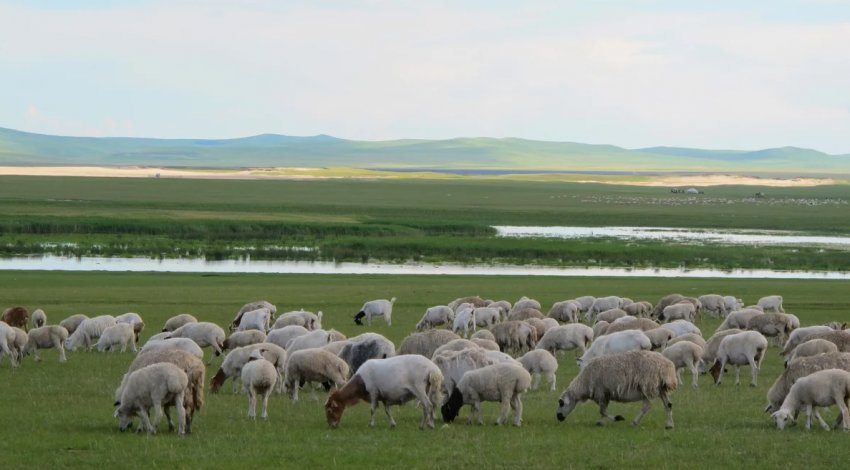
1 271 849 469
0 176 849 271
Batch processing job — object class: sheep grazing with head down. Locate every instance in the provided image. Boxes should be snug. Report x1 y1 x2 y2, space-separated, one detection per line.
140 337 204 360
31 309 47 329
338 332 395 374
623 301 653 317
771 369 850 431
22 325 69 362
325 355 443 429
235 308 272 333
398 329 460 358
59 314 88 336
709 331 768 386
789 339 839 363
266 325 309 350
471 329 496 342
518 349 558 392
765 352 850 415
586 296 623 321
510 297 542 316
285 348 351 401
697 294 727 318
272 310 323 331
441 363 532 426
415 305 454 331
2 306 29 331
804 330 850 354
223 330 267 350
96 322 137 353
114 362 189 435
556 350 678 429
547 300 580 323
508 308 544 322
578 330 651 369
473 307 501 329
535 324 593 357
431 339 479 360
241 350 278 419
660 303 696 323
167 322 226 364
782 325 840 363
604 317 660 335
433 347 495 396
651 294 685 319
209 343 286 394
490 321 537 354
662 320 702 339
644 328 674 351
700 329 744 373
717 309 763 331
666 333 707 350
161 313 197 333
448 296 488 312
662 341 704 388
64 315 116 351
231 300 277 331
757 295 784 313
592 321 610 338
115 312 145 343
596 308 627 324
747 313 795 345
486 300 512 322
354 298 396 326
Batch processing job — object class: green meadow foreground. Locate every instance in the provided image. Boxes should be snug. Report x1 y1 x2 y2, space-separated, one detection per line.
1 271 849 469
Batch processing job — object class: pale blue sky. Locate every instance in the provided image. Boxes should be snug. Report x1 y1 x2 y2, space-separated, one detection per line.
1 0 849 153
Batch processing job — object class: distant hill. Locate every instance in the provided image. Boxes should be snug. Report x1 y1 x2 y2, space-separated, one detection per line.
1 127 848 175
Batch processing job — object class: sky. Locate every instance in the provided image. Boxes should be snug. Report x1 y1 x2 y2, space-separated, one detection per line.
1 0 849 153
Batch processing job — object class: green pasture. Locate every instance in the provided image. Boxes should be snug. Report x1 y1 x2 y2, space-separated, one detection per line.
1 271 849 469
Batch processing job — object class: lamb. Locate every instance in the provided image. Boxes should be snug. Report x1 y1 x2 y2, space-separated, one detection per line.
235 308 272 333
782 325 837 362
556 350 677 428
114 349 205 433
0 321 17 368
623 301 652 317
771 369 850 431
210 344 287 394
1 306 28 331
167 322 226 364
701 329 744 373
223 330 267 350
535 324 593 357
59 314 88 336
31 309 46 329
433 347 495 395
716 308 763 331
285 329 335 353
271 310 323 330
747 312 795 345
241 351 278 418
415 305 454 331
113 362 188 435
354 297 396 326
22 325 69 362
397 329 460 358
660 303 696 323
709 331 768 386
115 312 145 343
139 338 205 360
231 300 277 331
662 342 704 388
473 307 500 328
95 322 137 353
644 328 674 350
604 317 660 335
662 320 702 338
789 339 839 363
161 313 197 332
338 332 396 374
441 363 532 426
471 330 496 342
651 294 685 319
325 355 443 429
765 352 850 414
586 296 622 321
666 333 707 349
547 300 580 323
697 294 727 318
757 295 785 313
518 349 558 391
596 308 627 324
266 325 309 350
592 321 610 338
507 308 544 322
285 348 352 401
64 315 116 351
452 304 476 338
578 330 652 368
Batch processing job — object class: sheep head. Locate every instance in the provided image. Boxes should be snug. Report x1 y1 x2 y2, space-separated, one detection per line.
771 410 794 430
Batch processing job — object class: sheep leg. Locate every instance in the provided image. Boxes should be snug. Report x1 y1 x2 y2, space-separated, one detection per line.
54 339 66 362
690 362 699 388
175 395 187 435
596 399 621 425
734 365 741 386
290 377 300 402
715 359 726 385
812 406 830 431
261 389 271 419
511 394 523 427
804 404 814 430
531 372 541 391
497 396 511 425
632 398 653 426
150 403 165 433
383 403 397 428
369 398 378 427
472 402 484 425
660 392 674 429
163 405 175 432
137 408 155 434
676 368 684 386
247 389 257 418
748 357 759 387
547 373 556 392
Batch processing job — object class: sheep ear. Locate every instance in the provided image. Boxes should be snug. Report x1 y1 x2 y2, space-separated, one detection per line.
763 404 772 413
114 400 121 407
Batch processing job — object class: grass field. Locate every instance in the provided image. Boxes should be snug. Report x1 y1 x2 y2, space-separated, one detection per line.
2 271 850 469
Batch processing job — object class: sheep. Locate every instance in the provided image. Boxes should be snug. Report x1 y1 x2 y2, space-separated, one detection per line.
592 321 610 338
677 297 703 313
354 297 396 326
473 307 500 328
771 369 850 431
578 330 652 368
661 303 696 323
666 333 707 349
271 310 323 330
161 313 197 332
644 328 674 350
765 352 850 414
547 300 580 323
518 349 558 391
757 295 784 313
471 338 500 351
415 305 454 331
10 327 27 363
115 312 145 343
782 325 837 362
604 317 660 335
621 297 634 308
651 294 685 319
64 315 116 351
323 341 348 356
96 323 137 353
145 332 171 344
210 344 287 394
789 339 840 363
223 330 267 350
449 296 488 311
586 296 622 321
662 342 704 388
2 306 28 331
266 325 309 350
709 331 768 386
471 330 496 342
573 296 596 314
140 338 205 360
700 329 744 373
241 351 278 419
338 332 396 374
747 312 795 345
231 300 277 331
698 294 727 318
22 325 69 362
433 347 495 395
723 296 744 313
490 321 536 354
113 363 188 435
285 329 335 353
0 321 17 368
536 324 593 357
662 320 702 338
486 350 521 364
452 304 476 338
596 308 627 324
524 317 549 343
507 308 544 322
556 350 677 428
623 301 652 317
486 300 512 321
59 314 88 336
717 308 763 331
324 355 443 429
114 349 205 433
510 297 542 316
540 317 560 334
441 363 532 426
31 309 46 329
397 329 460 358
431 339 479 359
235 308 272 333
167 322 226 364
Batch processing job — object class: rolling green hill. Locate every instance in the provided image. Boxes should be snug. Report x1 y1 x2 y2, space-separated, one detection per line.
1 126 848 175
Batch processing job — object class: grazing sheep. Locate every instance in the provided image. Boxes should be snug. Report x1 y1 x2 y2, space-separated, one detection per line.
486 300 512 321
10 327 27 363
2 306 28 331
324 355 443 429
747 312 795 345
644 328 674 351
167 322 226 364
231 300 277 331
485 350 520 364
596 308 627 324
757 295 785 313
536 324 593 357
241 351 278 419
323 341 348 356
115 349 205 434
661 303 696 323
491 321 536 354
0 321 17 368
666 333 707 349
452 304 476 338
22 325 69 362
765 352 850 414
717 308 763 331
272 310 323 330
771 369 850 431
473 307 500 328
604 317 660 335
431 339 479 360
652 294 685 319
285 329 335 353
161 313 197 332
698 294 727 318
31 309 46 329
700 329 744 373
547 300 580 323
556 350 677 428
804 330 850 355
267 325 309 350
64 315 116 351
338 332 396 374
782 325 836 362
210 344 286 394
140 338 205 360
235 308 272 333
433 347 495 395
623 301 652 317
592 321 610 338
723 296 744 313
96 322 137 353
449 296 488 312
114 363 188 435
710 331 768 386
397 329 460 358
524 317 549 343
115 312 145 343
354 298 396 326
789 339 840 363
471 338 500 351
415 305 455 331
662 320 702 338
507 308 544 322
510 297 542 316
587 296 623 321
578 330 652 368
442 363 532 426
224 330 267 350
59 314 88 336
662 342 704 388
518 349 558 391
572 296 596 315
145 332 171 344
471 330 496 342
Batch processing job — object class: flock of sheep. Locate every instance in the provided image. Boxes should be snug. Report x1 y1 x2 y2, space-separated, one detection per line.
2 291 850 435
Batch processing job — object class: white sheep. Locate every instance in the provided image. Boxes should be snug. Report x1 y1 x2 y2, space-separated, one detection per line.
442 362 532 426
596 308 627 324
433 347 495 395
431 339 479 360
241 351 278 419
700 329 744 373
139 338 205 360
782 325 836 363
697 294 727 318
161 313 197 332
556 350 677 428
452 304 476 338
167 322 226 364
448 296 487 312
662 320 702 338
210 343 287 394
547 300 580 323
723 296 744 313
397 329 460 358
285 348 350 401
64 315 116 351
486 300 512 322
272 310 323 330
285 329 335 353
757 295 785 313
623 301 652 317
338 332 396 374
771 369 850 431
471 329 496 342
115 312 145 343
661 303 696 323
605 316 660 335
644 328 674 350
223 330 267 350
518 349 558 391
485 350 520 364
231 300 277 331
415 305 455 331
31 309 47 329
145 332 172 344
789 338 839 363
573 296 596 314
0 321 18 368
473 307 500 328
747 312 795 346
11 327 27 363
114 362 188 435
266 325 309 350
586 296 622 321
354 297 396 326
716 308 763 331
710 330 768 386
510 296 542 316
22 325 69 362
59 314 88 336
662 341 704 388
592 320 610 338
535 324 593 357
578 330 652 369
666 333 707 349
96 322 137 353
236 308 272 333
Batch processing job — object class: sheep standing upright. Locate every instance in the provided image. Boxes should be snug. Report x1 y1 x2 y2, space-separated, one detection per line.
1 306 29 331
0 321 18 368
22 325 69 362
771 368 850 431
709 331 768 386
354 298 396 326
241 351 278 419
442 363 532 426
